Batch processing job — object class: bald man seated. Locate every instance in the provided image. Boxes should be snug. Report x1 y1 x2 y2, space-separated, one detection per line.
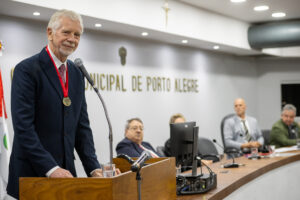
224 98 264 151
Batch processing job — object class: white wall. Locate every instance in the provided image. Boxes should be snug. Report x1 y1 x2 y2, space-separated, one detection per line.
0 15 260 177
257 58 300 129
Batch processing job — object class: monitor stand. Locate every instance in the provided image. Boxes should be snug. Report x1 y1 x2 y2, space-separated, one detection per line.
176 126 217 195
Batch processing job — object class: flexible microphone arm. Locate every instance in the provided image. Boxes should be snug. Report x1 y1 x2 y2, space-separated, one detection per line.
75 58 113 164
212 139 239 168
117 154 135 164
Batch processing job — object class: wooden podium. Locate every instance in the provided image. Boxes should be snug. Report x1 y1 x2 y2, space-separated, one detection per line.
19 157 176 200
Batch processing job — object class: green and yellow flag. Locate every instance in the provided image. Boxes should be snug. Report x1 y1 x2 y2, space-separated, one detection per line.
0 69 11 199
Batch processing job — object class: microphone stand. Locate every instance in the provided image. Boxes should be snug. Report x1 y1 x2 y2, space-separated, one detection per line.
136 168 142 200
212 139 240 168
92 86 113 165
75 58 113 164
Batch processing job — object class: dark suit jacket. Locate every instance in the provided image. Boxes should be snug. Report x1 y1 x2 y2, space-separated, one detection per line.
116 138 161 157
7 48 100 199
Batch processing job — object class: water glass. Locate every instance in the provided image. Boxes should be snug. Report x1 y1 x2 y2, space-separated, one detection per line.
297 139 300 149
251 147 258 157
268 145 276 157
102 163 116 178
176 165 181 176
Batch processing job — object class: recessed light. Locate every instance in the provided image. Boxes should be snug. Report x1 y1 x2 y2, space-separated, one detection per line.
213 45 220 50
95 23 102 28
230 0 246 3
254 5 269 11
272 12 286 18
141 32 148 36
181 40 188 44
33 12 40 16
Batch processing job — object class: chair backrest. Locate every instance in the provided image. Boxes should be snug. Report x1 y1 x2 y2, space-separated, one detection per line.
262 129 271 145
156 146 166 157
220 113 235 150
198 137 219 162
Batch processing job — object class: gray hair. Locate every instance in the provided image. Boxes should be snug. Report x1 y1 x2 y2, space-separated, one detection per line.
47 9 83 33
125 118 143 131
282 104 297 115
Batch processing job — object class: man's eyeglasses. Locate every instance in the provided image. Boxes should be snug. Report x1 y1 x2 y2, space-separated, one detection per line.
129 126 144 131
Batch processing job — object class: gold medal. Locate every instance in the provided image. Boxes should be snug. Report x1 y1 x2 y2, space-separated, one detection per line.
63 97 71 106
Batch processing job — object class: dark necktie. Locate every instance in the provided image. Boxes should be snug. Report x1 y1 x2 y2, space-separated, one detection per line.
242 120 251 142
59 64 66 84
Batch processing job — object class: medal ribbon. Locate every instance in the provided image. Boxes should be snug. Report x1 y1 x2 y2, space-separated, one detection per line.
46 46 69 98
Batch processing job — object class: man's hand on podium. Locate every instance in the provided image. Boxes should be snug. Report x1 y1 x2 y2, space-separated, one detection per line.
91 169 103 177
50 168 73 178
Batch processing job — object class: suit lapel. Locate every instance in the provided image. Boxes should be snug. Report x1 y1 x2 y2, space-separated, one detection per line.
234 116 245 134
39 48 63 99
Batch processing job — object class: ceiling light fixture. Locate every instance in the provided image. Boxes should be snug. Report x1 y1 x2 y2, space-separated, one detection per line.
213 45 220 50
33 12 40 16
230 0 246 3
254 5 269 11
141 32 148 36
272 12 286 18
181 40 188 44
95 23 102 28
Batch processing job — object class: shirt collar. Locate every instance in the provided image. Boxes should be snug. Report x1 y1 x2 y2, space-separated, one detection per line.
238 116 247 122
47 45 67 68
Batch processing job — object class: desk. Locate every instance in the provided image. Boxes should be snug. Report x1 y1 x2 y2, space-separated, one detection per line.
177 151 300 200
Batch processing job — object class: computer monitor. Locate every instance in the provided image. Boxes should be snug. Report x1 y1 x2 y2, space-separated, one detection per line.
170 121 198 169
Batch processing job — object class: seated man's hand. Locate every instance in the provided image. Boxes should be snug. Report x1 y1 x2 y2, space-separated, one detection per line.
50 168 73 178
201 160 213 165
241 142 251 149
249 141 261 148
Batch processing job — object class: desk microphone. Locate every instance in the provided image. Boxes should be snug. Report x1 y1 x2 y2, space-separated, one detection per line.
74 58 114 165
131 151 152 172
212 139 224 150
212 139 240 168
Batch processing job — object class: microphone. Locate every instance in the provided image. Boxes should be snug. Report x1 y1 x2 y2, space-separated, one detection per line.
117 154 135 164
212 139 240 168
131 151 152 172
74 58 95 89
212 139 224 150
74 58 114 165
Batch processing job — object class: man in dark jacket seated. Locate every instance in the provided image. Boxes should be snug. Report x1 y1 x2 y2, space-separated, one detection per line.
116 118 161 158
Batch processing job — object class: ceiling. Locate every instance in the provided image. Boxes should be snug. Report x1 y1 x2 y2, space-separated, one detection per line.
178 0 300 23
0 0 300 57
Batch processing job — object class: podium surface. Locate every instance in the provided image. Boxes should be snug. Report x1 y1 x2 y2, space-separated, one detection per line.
19 157 176 200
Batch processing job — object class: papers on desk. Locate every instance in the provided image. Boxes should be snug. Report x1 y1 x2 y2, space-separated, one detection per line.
274 145 298 153
273 145 300 157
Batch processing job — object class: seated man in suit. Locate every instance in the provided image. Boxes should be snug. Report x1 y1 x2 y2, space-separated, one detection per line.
270 104 300 148
224 98 264 151
164 113 186 156
116 118 161 157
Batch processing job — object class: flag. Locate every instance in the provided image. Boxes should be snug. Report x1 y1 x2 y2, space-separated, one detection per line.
0 70 11 200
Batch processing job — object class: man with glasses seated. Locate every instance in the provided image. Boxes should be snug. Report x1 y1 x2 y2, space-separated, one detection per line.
116 118 161 158
270 104 300 148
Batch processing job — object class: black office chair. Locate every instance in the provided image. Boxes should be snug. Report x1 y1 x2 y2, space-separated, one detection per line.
220 113 242 157
262 129 271 146
198 137 220 162
220 113 235 151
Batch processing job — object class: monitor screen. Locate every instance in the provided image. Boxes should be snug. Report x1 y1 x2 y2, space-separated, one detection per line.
170 121 197 167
